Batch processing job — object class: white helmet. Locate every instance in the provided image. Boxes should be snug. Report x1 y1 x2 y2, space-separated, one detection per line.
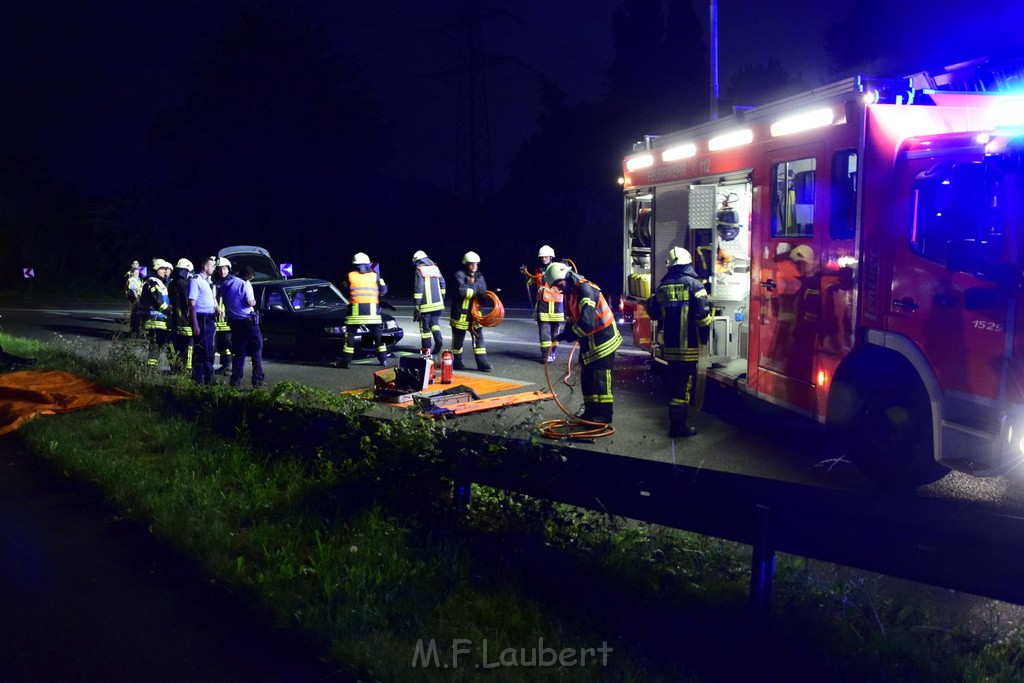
215 257 232 269
544 261 572 285
537 245 555 259
666 246 692 266
153 258 173 271
412 250 427 262
462 251 480 264
352 252 370 265
175 258 194 271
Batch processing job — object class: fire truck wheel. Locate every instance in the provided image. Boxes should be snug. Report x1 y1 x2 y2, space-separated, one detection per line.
848 384 948 488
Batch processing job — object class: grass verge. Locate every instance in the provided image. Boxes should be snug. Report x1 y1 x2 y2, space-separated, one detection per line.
4 332 1024 681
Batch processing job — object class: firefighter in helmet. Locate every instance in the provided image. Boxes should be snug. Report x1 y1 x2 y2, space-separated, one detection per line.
168 258 195 373
521 245 564 363
213 257 233 375
138 259 174 370
338 252 389 368
412 250 446 360
451 251 492 372
646 246 713 437
547 261 621 423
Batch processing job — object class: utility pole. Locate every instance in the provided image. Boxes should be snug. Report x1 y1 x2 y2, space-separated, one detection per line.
710 0 719 121
455 0 493 202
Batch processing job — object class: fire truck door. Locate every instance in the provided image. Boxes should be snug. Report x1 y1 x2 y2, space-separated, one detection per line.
887 161 1008 402
757 154 822 387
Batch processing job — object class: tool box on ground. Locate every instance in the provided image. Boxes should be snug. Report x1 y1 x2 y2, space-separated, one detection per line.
373 356 432 403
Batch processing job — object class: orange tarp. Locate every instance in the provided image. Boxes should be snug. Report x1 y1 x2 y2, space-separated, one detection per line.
0 370 136 437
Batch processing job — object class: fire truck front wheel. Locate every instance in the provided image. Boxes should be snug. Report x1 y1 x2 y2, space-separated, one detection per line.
846 381 948 488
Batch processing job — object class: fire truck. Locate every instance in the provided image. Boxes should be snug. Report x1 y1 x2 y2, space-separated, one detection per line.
620 61 1024 486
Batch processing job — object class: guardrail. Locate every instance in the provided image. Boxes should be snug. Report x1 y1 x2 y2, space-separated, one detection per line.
454 438 1024 610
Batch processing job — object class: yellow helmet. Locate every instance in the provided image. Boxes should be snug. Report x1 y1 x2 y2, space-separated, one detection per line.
544 261 572 285
175 258 194 271
152 259 173 271
215 257 232 270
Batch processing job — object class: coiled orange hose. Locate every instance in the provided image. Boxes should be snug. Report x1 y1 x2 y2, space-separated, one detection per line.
471 290 505 327
537 342 615 440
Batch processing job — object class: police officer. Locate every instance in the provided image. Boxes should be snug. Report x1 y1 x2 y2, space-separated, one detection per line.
412 250 446 360
221 263 265 389
547 262 621 423
646 247 713 437
188 256 219 385
338 252 389 368
138 259 174 370
521 245 563 363
168 258 195 373
451 251 492 372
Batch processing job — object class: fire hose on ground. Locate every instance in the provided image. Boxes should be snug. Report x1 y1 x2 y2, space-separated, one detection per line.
537 342 615 440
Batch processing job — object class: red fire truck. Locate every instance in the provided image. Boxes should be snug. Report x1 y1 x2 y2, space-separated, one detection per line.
620 62 1024 486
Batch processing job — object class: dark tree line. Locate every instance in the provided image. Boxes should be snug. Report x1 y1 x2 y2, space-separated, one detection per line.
1 0 1012 296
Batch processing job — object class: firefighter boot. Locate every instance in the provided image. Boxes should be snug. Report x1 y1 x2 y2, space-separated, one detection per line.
216 357 232 376
336 352 352 369
453 353 465 371
669 405 696 438
476 354 492 373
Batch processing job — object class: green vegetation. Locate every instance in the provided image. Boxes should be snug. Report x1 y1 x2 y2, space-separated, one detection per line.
4 332 1024 681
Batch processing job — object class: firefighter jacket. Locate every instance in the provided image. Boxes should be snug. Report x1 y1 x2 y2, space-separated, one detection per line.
213 282 230 333
138 276 171 330
646 264 713 362
451 269 487 331
125 275 142 304
560 276 622 365
168 269 193 336
345 265 387 325
413 258 446 313
535 282 565 323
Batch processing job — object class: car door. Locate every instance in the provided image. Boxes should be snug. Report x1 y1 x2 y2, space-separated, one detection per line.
256 284 292 348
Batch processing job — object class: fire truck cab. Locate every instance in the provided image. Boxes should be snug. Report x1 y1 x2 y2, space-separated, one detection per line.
621 64 1024 486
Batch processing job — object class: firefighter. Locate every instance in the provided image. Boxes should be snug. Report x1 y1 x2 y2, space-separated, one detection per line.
124 264 143 336
646 247 713 437
138 259 174 370
168 258 195 373
520 245 563 363
213 257 233 375
547 261 621 423
451 251 492 372
412 250 446 359
338 252 388 368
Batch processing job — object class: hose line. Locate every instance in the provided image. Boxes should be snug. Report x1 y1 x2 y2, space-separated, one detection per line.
537 342 615 440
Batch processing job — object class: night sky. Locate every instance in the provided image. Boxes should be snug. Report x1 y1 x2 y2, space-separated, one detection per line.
3 0 1020 291
1 0 851 198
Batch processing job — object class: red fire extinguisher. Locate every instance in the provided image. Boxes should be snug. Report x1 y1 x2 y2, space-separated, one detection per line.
441 349 454 384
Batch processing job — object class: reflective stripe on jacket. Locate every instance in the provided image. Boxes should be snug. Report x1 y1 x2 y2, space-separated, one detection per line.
646 264 713 362
413 261 446 313
535 284 564 322
347 269 384 325
567 279 621 364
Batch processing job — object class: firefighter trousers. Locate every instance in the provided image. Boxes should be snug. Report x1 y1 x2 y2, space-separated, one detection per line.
418 311 443 356
580 352 615 422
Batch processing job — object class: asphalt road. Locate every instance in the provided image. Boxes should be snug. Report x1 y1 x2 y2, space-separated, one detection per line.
3 299 1024 513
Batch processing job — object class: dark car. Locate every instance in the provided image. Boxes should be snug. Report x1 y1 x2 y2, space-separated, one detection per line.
251 278 404 359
